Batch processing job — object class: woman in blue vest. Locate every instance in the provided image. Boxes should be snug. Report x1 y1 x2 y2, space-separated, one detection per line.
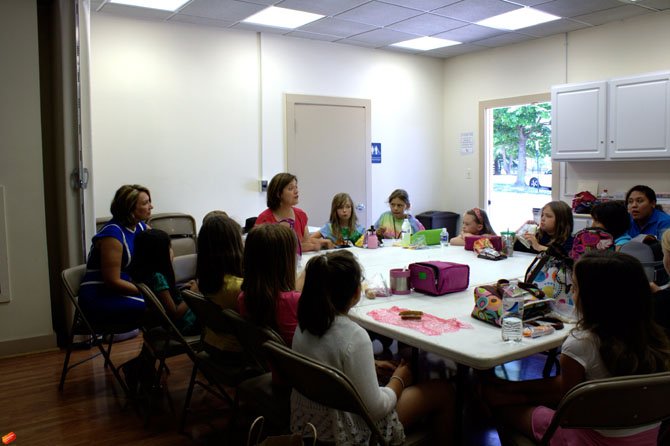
79 184 153 326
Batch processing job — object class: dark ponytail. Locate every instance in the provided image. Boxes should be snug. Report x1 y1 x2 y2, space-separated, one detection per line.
298 250 362 337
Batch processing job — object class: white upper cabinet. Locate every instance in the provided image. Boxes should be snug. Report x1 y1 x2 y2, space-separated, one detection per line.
552 81 607 160
608 72 670 159
551 72 670 161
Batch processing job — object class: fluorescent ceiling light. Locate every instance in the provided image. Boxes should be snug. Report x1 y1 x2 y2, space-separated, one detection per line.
476 7 560 30
109 0 189 11
242 6 324 29
391 37 461 51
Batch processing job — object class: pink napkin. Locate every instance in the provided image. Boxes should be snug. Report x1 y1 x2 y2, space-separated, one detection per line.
367 305 472 336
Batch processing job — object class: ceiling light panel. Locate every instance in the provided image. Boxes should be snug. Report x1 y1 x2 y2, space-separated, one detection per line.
242 6 324 29
391 36 461 50
476 7 561 30
110 0 189 11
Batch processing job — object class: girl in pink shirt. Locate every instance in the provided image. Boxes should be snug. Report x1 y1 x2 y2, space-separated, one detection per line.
238 224 301 346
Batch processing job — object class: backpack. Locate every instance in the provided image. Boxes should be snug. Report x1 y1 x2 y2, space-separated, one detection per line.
525 246 577 322
619 234 668 286
569 227 614 261
571 190 598 214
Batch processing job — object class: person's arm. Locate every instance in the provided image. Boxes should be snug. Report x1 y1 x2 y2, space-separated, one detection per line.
343 327 398 420
98 237 139 295
156 289 179 318
408 215 424 233
525 233 548 252
449 234 466 246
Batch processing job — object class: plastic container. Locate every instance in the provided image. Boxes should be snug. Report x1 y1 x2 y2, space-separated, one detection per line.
401 218 411 247
367 226 378 249
416 211 459 238
389 268 411 294
440 227 449 247
501 231 515 257
501 280 524 342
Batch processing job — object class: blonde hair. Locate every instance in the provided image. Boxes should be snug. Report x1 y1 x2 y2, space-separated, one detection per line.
662 229 670 253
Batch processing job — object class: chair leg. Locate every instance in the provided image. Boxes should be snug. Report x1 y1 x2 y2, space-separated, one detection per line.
180 363 199 433
543 348 560 378
58 338 75 391
104 337 113 368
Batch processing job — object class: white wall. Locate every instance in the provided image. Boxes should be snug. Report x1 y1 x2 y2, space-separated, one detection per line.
90 14 445 227
0 0 55 353
442 11 670 214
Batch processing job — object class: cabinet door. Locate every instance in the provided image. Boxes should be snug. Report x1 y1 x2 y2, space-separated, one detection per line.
608 72 670 159
551 81 607 160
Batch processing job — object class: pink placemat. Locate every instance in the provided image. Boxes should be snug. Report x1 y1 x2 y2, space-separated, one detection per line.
367 306 472 336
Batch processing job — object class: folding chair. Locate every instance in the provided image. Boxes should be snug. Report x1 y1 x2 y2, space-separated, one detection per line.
500 371 670 445
179 290 265 433
262 340 389 446
59 264 136 394
133 283 201 422
148 213 197 256
173 253 197 284
222 309 291 433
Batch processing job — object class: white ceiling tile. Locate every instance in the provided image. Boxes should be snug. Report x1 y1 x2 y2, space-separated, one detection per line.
387 13 468 35
434 24 504 42
433 0 520 22
572 5 651 26
334 1 423 26
340 27 417 46
179 0 266 22
298 17 377 37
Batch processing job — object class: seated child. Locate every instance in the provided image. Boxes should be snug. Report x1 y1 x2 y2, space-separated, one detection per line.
590 200 631 248
310 192 364 246
450 207 496 246
292 250 455 444
129 229 198 336
374 189 424 239
514 201 574 255
238 224 301 347
483 251 670 445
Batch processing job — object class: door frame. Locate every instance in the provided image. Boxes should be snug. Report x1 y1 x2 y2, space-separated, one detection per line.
285 94 372 226
478 93 556 213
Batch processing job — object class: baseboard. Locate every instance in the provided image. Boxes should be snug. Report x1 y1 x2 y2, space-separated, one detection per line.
0 333 58 358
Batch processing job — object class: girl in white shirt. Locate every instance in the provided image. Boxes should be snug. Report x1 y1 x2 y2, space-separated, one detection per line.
291 250 455 445
484 250 670 445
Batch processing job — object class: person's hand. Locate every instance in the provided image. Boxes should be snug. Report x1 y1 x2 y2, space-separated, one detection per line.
650 282 661 293
375 360 398 374
392 359 413 387
185 280 199 292
320 238 335 250
376 227 386 239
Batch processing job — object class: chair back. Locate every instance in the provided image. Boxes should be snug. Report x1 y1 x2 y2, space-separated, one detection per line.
62 264 87 303
262 340 387 446
149 212 197 256
541 371 670 444
182 289 233 335
222 308 285 371
136 282 197 355
173 253 197 284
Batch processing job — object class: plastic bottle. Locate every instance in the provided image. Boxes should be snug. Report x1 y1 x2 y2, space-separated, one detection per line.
367 226 378 249
440 227 449 247
501 279 524 342
600 189 609 202
401 217 412 247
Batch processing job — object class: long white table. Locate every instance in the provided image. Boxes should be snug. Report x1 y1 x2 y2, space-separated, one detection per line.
302 244 570 370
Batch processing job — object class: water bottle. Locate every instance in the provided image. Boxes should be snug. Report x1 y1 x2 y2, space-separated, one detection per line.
401 218 412 247
440 227 449 247
501 280 524 342
367 226 378 249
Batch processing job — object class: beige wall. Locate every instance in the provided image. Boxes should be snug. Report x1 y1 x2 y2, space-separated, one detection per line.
442 11 670 214
90 15 445 227
0 0 55 353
